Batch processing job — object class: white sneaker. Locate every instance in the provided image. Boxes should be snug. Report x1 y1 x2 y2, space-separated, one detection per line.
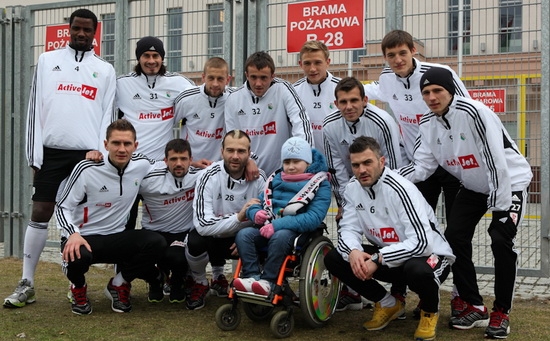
251 279 272 296
233 278 256 292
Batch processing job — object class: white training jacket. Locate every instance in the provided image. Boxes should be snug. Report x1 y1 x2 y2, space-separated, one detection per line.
26 45 116 169
193 160 266 238
55 153 156 237
364 58 470 162
323 103 404 206
139 164 202 233
174 84 235 161
293 72 341 154
224 78 314 175
337 167 455 268
399 96 532 211
116 72 195 161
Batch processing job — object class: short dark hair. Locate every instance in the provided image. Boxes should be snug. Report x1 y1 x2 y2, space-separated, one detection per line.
381 30 415 56
245 51 275 75
106 119 137 141
222 130 251 149
165 139 192 158
334 77 365 100
69 9 98 32
349 136 382 157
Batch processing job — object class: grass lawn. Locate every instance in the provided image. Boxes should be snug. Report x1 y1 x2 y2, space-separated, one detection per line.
1 258 549 340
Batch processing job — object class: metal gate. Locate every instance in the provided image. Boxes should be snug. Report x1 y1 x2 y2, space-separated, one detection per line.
1 0 548 278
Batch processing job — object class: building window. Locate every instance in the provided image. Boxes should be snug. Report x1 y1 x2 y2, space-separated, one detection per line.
208 3 224 57
448 0 471 55
499 0 522 53
101 13 115 65
167 7 183 72
352 49 366 63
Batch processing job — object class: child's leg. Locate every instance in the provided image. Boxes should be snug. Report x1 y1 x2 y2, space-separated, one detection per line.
235 227 265 279
260 229 299 283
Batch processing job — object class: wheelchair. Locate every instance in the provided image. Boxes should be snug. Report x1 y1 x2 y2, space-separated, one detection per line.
215 226 340 338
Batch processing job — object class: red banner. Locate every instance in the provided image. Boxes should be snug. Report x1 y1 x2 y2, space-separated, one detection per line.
45 22 102 55
287 0 365 53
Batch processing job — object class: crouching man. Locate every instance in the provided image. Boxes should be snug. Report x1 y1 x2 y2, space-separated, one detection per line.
56 119 166 315
324 136 455 341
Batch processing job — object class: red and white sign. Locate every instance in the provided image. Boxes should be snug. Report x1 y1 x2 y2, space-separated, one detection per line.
468 88 506 114
45 22 102 55
287 0 365 53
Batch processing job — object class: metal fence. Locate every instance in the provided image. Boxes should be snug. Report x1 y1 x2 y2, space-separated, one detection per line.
1 0 548 277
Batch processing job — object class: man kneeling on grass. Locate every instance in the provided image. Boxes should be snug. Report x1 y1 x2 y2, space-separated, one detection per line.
56 119 166 315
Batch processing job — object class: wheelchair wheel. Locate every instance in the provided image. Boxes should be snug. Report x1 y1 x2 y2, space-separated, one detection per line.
299 236 340 328
270 310 294 338
243 302 275 321
215 303 241 331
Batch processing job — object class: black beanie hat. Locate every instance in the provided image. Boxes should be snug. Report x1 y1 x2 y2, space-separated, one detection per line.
420 67 455 96
135 36 165 60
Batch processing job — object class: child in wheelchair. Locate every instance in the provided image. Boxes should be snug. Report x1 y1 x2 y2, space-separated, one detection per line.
233 137 331 296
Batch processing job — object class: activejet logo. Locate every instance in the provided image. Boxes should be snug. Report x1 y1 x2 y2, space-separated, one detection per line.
445 154 480 169
163 189 194 205
56 82 97 100
195 127 224 139
244 121 277 136
380 227 400 243
138 107 174 120
399 114 423 125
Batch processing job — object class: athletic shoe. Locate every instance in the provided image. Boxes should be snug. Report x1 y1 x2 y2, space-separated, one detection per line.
186 282 209 310
336 286 365 311
233 278 256 293
3 279 36 308
449 304 489 329
363 300 406 331
169 283 186 303
184 276 195 298
484 309 511 339
70 284 92 315
251 279 272 296
451 296 468 317
414 310 438 341
163 280 171 296
147 277 164 303
210 274 229 297
104 278 132 313
392 292 407 320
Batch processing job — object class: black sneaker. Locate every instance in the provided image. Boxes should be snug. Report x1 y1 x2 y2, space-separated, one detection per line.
449 303 489 329
184 276 195 299
169 282 186 303
148 277 164 303
104 278 132 313
336 286 367 311
70 284 92 315
484 309 510 339
186 282 209 310
210 274 229 297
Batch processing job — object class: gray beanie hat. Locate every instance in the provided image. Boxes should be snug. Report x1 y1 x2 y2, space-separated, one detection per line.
281 137 312 164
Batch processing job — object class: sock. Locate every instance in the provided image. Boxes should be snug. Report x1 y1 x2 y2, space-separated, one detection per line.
112 272 127 286
379 292 396 308
212 266 224 280
22 222 49 285
474 304 485 311
186 248 209 286
451 285 459 299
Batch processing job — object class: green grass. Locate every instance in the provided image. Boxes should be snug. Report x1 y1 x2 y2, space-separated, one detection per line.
1 258 550 340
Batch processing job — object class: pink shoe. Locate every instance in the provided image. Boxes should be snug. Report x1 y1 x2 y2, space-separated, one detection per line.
233 278 255 292
251 280 272 296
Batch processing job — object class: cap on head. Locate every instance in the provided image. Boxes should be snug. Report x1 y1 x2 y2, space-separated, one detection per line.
135 36 165 60
420 67 455 96
281 137 312 164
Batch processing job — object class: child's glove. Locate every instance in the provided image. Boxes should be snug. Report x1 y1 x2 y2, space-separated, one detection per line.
260 223 274 239
254 210 269 225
